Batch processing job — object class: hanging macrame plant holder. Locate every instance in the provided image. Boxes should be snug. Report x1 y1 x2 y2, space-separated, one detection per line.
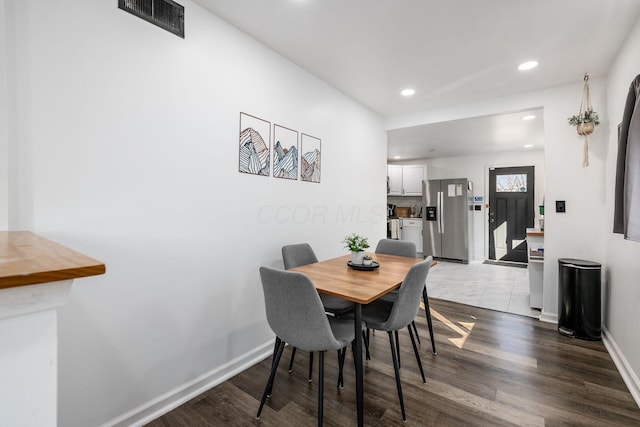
575 74 596 167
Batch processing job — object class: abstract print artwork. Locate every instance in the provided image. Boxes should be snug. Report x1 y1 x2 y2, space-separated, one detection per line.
239 112 270 176
273 125 298 180
300 133 321 183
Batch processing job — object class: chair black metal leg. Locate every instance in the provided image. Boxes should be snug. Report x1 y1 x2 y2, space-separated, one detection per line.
388 331 406 421
423 287 437 355
395 330 401 369
257 339 285 419
267 337 282 397
412 320 421 344
318 351 324 427
407 325 426 383
363 330 371 360
308 352 314 382
288 347 297 372
337 348 346 388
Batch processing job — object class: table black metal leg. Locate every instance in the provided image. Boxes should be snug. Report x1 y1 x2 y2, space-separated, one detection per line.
354 303 363 427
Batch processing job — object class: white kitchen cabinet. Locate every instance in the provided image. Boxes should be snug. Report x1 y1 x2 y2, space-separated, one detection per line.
387 165 403 195
400 218 423 254
387 165 425 196
402 165 424 195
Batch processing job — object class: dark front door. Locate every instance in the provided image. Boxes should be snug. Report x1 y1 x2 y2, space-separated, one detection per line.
488 166 535 263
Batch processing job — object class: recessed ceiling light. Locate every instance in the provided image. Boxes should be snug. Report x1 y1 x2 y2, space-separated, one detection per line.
522 115 536 120
524 144 534 148
401 88 415 97
518 61 539 71
393 156 401 159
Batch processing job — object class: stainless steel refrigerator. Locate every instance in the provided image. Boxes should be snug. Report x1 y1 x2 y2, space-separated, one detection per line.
422 178 470 263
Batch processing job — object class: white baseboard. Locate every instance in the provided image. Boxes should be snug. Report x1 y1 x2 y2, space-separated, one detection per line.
102 340 274 427
602 326 640 408
538 310 558 324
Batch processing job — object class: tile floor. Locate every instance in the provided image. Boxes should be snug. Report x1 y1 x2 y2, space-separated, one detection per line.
426 260 541 318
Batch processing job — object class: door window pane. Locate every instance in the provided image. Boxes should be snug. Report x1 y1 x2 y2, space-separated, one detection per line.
496 174 527 192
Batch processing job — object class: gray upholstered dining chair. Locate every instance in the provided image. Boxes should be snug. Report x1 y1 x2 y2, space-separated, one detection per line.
360 256 433 422
282 243 354 315
257 266 358 426
282 243 354 378
375 239 437 356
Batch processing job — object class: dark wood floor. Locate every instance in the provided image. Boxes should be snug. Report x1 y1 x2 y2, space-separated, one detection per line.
147 299 640 426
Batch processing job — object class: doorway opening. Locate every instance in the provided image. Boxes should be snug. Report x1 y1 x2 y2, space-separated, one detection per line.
487 166 535 264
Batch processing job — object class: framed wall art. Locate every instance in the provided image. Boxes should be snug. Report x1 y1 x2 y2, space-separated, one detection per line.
273 124 298 180
239 112 270 176
300 133 321 183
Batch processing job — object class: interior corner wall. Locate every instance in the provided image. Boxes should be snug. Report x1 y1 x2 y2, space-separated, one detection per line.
424 150 545 262
604 16 640 404
7 1 386 425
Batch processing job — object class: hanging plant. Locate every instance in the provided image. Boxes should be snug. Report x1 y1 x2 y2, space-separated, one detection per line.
568 109 600 135
567 74 599 167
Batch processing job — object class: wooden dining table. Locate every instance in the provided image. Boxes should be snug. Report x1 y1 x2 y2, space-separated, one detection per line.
290 253 423 427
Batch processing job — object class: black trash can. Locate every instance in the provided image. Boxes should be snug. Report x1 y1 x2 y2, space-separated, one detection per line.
558 258 602 340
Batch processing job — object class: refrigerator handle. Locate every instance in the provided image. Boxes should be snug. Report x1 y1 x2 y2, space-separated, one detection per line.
436 191 441 233
440 191 445 234
438 191 444 234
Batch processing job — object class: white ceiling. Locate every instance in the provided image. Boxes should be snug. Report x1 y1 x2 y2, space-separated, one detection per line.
193 0 640 159
387 108 545 160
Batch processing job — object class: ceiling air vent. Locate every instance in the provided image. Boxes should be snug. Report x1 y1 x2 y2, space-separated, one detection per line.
118 0 184 38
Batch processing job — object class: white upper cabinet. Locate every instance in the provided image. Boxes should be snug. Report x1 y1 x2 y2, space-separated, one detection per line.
402 165 424 195
387 165 403 195
387 165 425 196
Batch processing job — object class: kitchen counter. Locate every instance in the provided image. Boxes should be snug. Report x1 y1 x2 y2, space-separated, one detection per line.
526 228 544 237
0 231 105 290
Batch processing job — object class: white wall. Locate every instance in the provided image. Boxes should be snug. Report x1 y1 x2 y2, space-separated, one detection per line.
386 78 609 324
604 17 640 403
423 150 545 261
5 1 386 425
0 0 13 228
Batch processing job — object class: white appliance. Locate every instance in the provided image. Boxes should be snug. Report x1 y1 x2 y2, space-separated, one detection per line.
400 218 423 255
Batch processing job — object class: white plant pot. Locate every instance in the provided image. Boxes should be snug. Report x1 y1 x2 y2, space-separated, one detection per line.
351 251 365 265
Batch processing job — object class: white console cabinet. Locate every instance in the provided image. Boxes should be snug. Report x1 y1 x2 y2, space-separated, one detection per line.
526 229 544 309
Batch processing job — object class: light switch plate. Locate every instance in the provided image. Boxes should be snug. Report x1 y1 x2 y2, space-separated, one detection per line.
556 200 566 213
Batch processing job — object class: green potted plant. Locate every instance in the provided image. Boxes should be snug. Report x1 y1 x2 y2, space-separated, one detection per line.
567 109 600 136
343 233 370 265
